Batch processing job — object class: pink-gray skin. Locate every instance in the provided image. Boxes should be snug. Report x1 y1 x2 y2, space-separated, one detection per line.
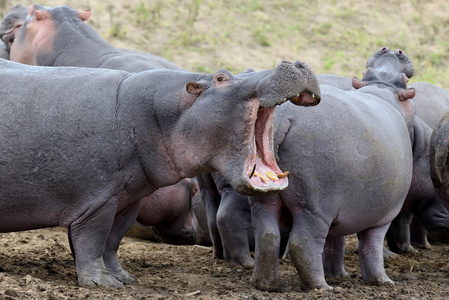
0 58 320 288
249 50 416 291
8 4 179 71
125 178 200 245
317 51 449 253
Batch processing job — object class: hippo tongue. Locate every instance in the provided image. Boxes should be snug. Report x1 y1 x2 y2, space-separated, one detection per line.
247 107 288 189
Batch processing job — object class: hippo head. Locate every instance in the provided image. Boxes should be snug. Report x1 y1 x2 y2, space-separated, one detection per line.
352 66 416 133
9 4 91 65
0 4 28 52
365 47 415 79
157 61 321 195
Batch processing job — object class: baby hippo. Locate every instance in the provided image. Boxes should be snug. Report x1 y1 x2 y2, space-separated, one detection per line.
126 178 200 245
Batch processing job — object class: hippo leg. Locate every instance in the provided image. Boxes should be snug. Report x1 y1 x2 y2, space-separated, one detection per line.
288 213 331 291
103 199 143 284
249 194 282 292
410 218 431 249
197 173 224 259
323 235 348 278
357 223 394 285
386 212 415 253
69 195 123 288
217 189 254 269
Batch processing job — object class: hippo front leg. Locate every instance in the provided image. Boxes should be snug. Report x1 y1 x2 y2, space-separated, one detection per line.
69 195 124 288
217 188 254 269
249 194 282 292
288 213 331 291
357 223 394 286
102 199 144 284
323 236 348 278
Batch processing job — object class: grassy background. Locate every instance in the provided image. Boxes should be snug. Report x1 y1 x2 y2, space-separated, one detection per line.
1 0 448 87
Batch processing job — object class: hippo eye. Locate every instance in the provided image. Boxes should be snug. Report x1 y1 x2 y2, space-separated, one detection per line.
216 75 229 83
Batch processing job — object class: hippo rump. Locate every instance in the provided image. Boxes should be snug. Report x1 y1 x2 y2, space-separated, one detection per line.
0 58 321 288
248 48 416 291
3 4 179 71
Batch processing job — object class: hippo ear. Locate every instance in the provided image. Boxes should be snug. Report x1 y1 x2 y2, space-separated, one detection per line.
186 82 206 96
78 10 91 21
352 77 366 90
398 87 416 101
34 10 50 21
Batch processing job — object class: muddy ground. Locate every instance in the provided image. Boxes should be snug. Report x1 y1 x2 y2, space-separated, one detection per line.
0 227 449 299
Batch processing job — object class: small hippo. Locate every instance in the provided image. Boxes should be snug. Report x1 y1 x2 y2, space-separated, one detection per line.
5 4 179 71
126 178 200 245
0 58 321 288
249 48 415 291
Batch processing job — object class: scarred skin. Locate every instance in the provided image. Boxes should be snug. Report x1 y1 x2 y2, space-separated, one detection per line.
125 178 201 245
249 49 416 291
7 4 179 71
0 58 320 288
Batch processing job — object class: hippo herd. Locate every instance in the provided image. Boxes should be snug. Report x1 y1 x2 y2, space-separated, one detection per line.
1 3 449 294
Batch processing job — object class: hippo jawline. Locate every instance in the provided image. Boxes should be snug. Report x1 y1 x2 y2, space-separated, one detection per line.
244 106 289 193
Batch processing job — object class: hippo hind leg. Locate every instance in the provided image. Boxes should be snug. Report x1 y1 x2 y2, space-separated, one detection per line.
357 222 394 286
323 235 348 278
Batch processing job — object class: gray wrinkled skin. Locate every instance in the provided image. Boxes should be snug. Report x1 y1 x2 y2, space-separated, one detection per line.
249 65 415 290
0 58 317 288
430 112 449 213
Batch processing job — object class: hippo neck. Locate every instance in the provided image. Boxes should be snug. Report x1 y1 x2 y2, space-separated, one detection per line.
116 69 211 190
37 21 119 67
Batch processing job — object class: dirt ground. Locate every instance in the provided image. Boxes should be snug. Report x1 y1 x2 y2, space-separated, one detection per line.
0 228 448 299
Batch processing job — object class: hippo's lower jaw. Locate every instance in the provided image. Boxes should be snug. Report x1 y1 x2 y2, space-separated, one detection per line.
244 107 289 194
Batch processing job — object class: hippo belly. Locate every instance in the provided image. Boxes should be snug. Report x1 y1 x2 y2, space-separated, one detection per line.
278 88 413 236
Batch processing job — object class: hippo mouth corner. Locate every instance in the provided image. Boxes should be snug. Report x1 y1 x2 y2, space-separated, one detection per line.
246 106 289 192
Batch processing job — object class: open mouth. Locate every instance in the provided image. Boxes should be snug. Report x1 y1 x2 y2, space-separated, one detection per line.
246 107 288 190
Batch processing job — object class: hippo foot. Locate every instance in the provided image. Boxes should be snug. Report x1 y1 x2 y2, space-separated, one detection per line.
411 240 431 250
366 276 394 286
388 243 415 254
250 276 281 292
300 281 333 291
226 256 254 269
325 268 349 278
78 271 124 288
111 269 136 285
383 247 399 262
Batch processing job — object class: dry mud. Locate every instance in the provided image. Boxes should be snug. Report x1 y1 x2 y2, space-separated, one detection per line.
1 228 449 299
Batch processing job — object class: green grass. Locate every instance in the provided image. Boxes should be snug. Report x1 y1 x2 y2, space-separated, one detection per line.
2 0 449 88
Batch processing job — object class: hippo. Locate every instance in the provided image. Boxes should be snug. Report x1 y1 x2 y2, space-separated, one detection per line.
125 178 200 245
0 4 28 57
430 112 449 211
0 58 321 288
248 48 416 291
4 4 179 71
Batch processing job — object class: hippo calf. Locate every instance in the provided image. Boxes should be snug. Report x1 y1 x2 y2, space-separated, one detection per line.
0 58 320 288
126 178 200 245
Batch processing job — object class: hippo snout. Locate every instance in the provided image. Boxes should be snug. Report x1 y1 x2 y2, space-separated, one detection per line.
256 60 321 108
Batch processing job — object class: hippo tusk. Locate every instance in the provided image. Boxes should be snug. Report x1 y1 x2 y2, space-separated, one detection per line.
276 171 289 179
249 164 256 179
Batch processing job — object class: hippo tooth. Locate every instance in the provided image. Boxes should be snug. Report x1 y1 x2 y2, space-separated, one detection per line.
312 93 315 99
265 171 279 181
255 171 269 181
297 93 300 97
249 164 256 179
276 171 290 179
